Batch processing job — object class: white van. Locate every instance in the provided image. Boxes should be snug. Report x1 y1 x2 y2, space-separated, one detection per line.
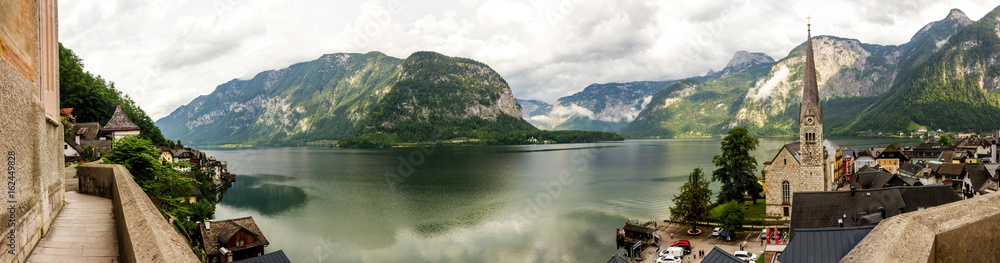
663 247 685 258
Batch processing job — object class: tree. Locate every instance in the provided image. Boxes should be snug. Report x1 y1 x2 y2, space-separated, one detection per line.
718 201 745 236
937 134 952 145
669 168 713 232
712 127 762 204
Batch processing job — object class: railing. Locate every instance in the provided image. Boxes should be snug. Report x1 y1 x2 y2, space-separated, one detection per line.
77 163 199 263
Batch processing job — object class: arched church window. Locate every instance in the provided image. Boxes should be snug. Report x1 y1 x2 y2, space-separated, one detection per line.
782 181 791 204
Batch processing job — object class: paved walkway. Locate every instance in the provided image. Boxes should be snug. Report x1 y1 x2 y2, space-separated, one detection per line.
26 165 118 263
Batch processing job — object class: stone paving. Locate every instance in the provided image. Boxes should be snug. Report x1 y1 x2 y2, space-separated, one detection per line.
26 166 118 263
636 223 770 263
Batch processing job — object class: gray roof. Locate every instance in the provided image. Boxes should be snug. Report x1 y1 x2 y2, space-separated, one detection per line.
791 185 961 230
80 140 113 152
937 163 965 177
778 226 875 263
983 163 1000 181
701 246 747 263
64 139 83 153
232 250 291 263
71 122 102 141
898 163 923 176
605 254 628 263
103 105 140 131
964 164 991 192
199 217 270 256
895 185 962 213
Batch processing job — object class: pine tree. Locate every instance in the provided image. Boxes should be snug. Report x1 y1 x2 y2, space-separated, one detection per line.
670 168 713 232
712 127 762 204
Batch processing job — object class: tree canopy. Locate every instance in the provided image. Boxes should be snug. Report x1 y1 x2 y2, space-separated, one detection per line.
670 168 713 231
712 127 762 203
718 201 745 236
59 43 167 146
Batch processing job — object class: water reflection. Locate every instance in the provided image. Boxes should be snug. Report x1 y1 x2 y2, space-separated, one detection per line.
219 174 308 216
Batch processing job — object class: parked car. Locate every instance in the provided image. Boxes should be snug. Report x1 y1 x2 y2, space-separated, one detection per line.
712 227 722 236
660 246 685 258
656 255 682 263
734 251 758 262
669 240 691 250
760 228 768 239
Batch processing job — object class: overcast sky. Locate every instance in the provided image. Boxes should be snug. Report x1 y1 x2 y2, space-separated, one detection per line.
59 0 996 120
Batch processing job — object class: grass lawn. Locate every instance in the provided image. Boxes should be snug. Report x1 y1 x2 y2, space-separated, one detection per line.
707 199 766 220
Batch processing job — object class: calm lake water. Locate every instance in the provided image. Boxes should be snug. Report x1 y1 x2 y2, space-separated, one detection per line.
204 137 920 262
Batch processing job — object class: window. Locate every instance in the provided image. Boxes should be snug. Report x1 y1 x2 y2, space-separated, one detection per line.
236 239 245 247
783 158 787 165
781 181 791 204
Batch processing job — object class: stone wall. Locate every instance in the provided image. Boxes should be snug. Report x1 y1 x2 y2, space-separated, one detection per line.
0 0 65 261
78 164 199 263
764 148 825 218
842 191 1000 262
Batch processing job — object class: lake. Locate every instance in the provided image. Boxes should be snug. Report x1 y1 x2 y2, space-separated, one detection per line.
204 137 921 262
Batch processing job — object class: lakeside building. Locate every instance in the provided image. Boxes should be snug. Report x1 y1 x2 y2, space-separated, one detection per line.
198 217 271 263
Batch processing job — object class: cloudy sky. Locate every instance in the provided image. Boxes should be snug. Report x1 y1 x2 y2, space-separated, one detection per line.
59 0 996 120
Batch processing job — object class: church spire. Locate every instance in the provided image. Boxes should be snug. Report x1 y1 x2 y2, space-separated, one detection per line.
801 16 821 124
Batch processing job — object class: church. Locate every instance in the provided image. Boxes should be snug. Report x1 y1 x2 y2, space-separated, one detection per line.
762 22 842 218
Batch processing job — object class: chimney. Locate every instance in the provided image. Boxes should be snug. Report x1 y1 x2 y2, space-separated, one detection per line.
850 187 856 196
205 220 211 230
75 134 80 145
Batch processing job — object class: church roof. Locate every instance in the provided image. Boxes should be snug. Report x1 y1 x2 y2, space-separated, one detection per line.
103 105 140 131
791 185 960 230
800 23 822 123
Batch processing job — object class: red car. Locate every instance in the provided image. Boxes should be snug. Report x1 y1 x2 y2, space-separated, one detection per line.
669 240 692 253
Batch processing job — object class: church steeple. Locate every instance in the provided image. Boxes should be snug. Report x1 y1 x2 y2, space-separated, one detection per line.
801 17 821 125
799 17 824 168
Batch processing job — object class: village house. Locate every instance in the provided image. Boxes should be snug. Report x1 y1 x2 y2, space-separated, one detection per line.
102 105 141 140
874 144 909 174
852 150 877 174
181 172 204 203
198 217 271 263
904 142 952 163
841 149 856 180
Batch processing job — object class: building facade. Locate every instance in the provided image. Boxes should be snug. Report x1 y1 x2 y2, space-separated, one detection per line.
0 0 65 261
763 23 834 218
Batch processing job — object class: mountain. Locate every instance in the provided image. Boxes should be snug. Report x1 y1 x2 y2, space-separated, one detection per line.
621 61 774 137
516 99 553 126
713 51 775 78
158 51 618 147
528 81 674 132
846 6 1000 133
733 35 903 135
156 52 403 145
621 7 977 138
350 51 536 143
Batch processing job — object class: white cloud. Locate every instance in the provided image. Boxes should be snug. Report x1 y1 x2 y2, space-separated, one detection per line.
58 0 999 120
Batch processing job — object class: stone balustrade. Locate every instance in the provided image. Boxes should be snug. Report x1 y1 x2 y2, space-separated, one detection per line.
77 163 198 263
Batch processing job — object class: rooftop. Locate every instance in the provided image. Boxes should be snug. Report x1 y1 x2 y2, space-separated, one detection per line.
199 217 270 256
103 105 140 131
791 185 961 230
778 226 874 263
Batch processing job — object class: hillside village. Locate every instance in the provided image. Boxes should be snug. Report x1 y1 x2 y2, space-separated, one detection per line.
58 105 286 262
617 23 1000 263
